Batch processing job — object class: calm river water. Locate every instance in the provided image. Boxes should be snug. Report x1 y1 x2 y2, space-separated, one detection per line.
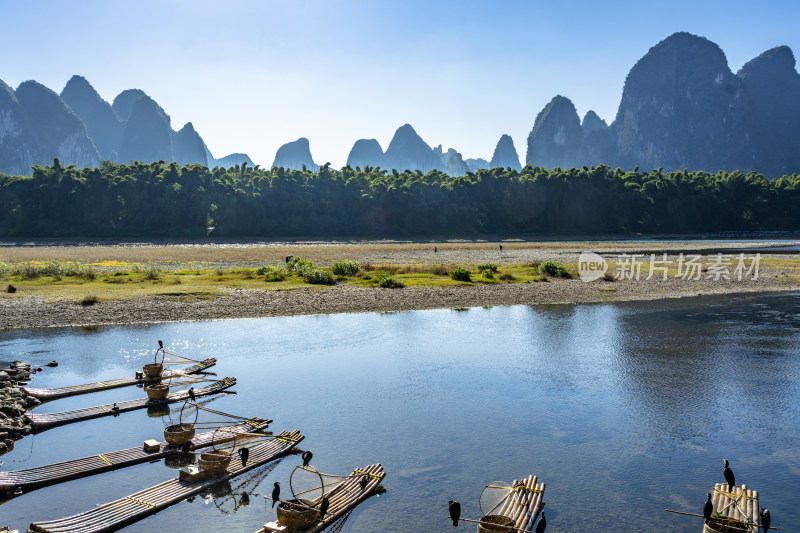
1 293 799 532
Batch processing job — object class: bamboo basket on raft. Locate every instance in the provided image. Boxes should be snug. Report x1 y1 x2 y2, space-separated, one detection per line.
163 401 197 445
142 341 166 378
276 498 319 529
197 428 235 474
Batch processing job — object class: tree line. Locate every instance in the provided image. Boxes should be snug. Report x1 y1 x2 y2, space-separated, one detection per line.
1 159 798 238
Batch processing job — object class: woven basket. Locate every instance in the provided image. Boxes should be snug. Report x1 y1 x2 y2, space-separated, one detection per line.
704 518 751 533
164 423 195 445
277 499 319 529
198 451 232 475
142 363 163 378
477 515 516 533
145 383 169 400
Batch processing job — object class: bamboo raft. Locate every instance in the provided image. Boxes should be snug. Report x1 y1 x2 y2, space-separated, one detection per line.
0 417 270 497
24 377 236 431
482 475 546 533
27 430 304 533
705 483 761 533
258 463 386 533
21 358 217 401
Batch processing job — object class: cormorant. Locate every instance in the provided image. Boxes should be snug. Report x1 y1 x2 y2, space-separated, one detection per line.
448 500 461 527
760 508 770 532
271 482 280 508
319 496 330 520
703 492 713 523
302 450 313 466
158 340 163 349
723 459 736 491
188 388 196 402
535 511 546 533
360 475 369 489
239 447 249 467
499 244 503 252
181 440 191 455
111 403 120 417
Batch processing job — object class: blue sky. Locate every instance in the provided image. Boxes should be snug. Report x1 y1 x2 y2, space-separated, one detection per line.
2 0 799 167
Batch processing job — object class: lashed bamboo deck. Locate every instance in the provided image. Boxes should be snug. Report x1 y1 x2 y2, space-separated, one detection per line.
705 483 761 533
493 475 546 532
21 358 217 401
24 377 236 431
0 417 270 496
257 463 386 533
27 430 304 533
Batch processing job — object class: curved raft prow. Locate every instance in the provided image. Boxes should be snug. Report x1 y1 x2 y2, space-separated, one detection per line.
259 463 386 533
705 483 762 533
450 474 546 532
487 475 546 532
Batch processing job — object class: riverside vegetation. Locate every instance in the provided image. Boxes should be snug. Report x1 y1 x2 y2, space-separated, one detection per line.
2 160 800 238
0 257 561 304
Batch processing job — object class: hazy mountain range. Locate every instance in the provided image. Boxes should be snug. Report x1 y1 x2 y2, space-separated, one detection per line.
1 32 799 177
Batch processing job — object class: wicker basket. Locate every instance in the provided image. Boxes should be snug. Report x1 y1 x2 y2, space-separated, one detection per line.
477 515 516 533
142 363 163 378
164 423 195 445
198 451 232 475
145 383 169 400
703 518 751 533
277 499 319 529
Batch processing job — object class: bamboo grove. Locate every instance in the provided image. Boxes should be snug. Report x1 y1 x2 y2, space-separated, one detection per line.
1 158 799 237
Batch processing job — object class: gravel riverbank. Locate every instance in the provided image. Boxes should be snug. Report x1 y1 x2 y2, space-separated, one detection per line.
1 241 798 330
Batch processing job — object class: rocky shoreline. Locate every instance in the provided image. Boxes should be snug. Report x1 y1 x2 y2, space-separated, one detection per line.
0 362 41 456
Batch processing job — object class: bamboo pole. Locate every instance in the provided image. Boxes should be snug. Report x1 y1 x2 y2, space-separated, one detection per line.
664 509 778 530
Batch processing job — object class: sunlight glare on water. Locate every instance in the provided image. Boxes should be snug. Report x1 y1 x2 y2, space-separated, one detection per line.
1 293 799 532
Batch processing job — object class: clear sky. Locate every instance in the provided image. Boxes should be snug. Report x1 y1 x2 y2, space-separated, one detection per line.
2 0 799 167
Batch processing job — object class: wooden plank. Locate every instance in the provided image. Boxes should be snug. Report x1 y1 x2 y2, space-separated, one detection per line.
22 358 217 401
28 430 303 533
0 418 270 496
24 377 236 431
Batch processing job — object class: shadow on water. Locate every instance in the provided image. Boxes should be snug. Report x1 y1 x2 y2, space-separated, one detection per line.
1 292 799 532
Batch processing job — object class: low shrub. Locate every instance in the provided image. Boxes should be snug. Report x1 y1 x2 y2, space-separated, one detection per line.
378 274 404 288
80 294 99 306
430 264 450 276
481 269 495 279
145 266 162 280
603 271 616 281
287 257 315 276
331 261 360 276
303 268 335 285
477 263 498 273
538 260 571 278
14 263 41 279
0 262 8 278
258 265 288 282
498 273 515 281
450 267 472 282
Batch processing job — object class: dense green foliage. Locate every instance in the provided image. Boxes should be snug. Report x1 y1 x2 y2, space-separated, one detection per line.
450 267 472 282
2 159 800 237
538 260 570 278
331 261 360 276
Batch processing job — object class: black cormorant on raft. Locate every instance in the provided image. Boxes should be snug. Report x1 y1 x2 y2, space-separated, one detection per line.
259 463 386 533
665 461 776 532
448 474 546 532
27 430 303 533
724 459 736 492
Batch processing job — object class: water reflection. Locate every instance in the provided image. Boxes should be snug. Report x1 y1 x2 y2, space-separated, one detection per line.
1 293 799 532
